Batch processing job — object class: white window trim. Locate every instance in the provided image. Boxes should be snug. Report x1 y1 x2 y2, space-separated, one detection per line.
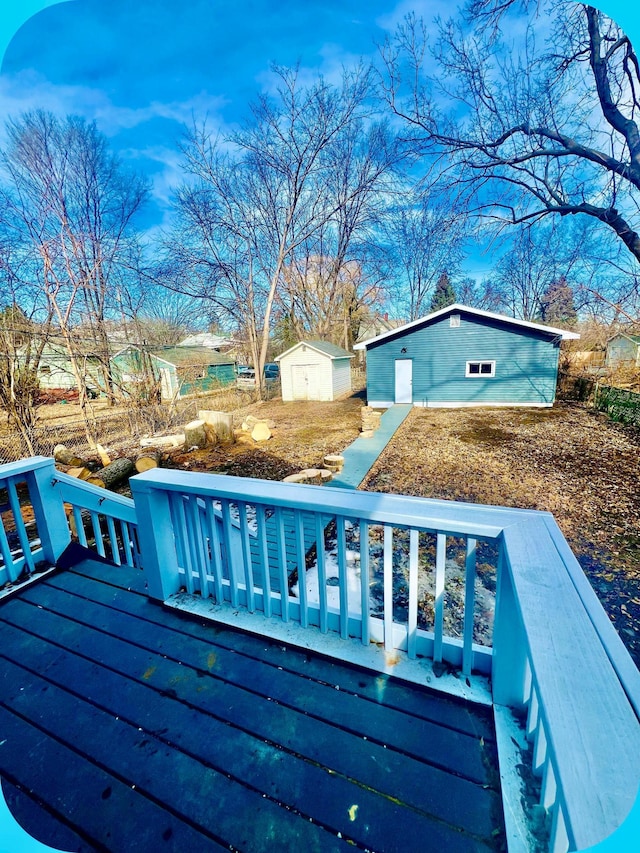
450 314 460 328
465 360 496 378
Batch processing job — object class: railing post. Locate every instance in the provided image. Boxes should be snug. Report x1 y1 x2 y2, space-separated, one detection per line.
27 458 71 564
129 477 181 600
492 537 529 709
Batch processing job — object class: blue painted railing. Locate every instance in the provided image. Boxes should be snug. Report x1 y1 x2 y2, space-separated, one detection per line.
0 458 639 853
130 468 640 853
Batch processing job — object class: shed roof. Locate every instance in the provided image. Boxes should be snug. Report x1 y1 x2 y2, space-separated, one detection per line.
353 304 580 349
275 340 354 361
607 333 640 345
114 345 234 367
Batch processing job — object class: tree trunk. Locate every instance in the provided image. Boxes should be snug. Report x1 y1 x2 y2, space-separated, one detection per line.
184 420 208 448
198 410 235 443
91 457 134 489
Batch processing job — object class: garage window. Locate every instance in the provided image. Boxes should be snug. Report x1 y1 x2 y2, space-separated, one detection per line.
466 360 495 377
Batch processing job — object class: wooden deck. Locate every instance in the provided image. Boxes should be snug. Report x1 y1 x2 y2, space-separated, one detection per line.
0 559 505 852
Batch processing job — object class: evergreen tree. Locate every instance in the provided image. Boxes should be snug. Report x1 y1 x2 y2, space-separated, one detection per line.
540 278 577 325
430 273 457 312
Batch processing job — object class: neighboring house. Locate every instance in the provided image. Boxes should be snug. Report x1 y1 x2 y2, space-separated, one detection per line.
111 345 236 401
276 340 354 402
177 332 235 351
354 303 580 408
22 341 103 395
355 312 404 345
605 333 640 368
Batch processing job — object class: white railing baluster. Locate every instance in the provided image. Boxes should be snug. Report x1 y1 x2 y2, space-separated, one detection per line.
407 528 419 659
220 500 238 606
527 686 540 742
315 514 328 633
293 510 307 628
204 498 224 604
462 537 476 675
187 497 209 598
533 716 548 776
359 521 370 647
434 533 446 663
106 516 121 565
383 525 393 652
0 517 17 581
238 502 254 612
170 493 194 593
337 516 348 639
6 479 35 573
72 505 88 547
120 520 134 568
90 512 106 558
256 505 271 617
274 506 289 622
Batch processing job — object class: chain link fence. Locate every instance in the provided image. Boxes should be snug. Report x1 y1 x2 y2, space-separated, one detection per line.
0 384 266 464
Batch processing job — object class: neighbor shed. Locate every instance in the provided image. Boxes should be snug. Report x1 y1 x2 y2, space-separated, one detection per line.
605 333 640 368
276 341 354 402
354 304 580 408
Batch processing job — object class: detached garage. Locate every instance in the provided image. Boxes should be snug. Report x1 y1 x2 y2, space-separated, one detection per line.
276 341 354 402
354 304 580 408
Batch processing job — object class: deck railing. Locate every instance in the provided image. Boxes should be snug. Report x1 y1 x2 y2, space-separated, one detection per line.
130 469 508 677
1 458 639 853
52 471 140 568
130 468 640 853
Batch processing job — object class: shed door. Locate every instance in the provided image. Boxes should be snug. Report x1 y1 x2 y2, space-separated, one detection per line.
394 359 413 404
292 364 318 400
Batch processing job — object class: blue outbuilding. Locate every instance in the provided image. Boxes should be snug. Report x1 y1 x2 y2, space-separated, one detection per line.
353 304 580 408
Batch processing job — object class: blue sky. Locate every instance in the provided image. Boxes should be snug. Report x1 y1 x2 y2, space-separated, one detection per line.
0 0 637 274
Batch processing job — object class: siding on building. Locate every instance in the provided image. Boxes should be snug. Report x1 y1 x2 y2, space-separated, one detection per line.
358 307 576 408
277 341 353 402
112 346 235 401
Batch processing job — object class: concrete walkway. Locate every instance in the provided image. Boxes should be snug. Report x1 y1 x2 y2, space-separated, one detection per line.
330 405 413 489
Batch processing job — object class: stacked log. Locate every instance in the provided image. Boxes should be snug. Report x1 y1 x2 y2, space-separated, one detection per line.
323 454 344 473
361 407 382 435
283 468 332 485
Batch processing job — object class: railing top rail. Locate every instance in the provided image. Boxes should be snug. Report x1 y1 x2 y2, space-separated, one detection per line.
502 521 640 850
0 456 55 479
131 469 527 540
53 471 137 524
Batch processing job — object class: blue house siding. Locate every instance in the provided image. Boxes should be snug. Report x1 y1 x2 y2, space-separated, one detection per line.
365 312 561 407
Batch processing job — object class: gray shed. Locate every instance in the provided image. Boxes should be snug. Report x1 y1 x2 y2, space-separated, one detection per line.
275 341 354 402
605 333 640 368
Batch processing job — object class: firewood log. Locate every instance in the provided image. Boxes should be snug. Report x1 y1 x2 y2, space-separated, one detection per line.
135 450 161 473
53 444 88 467
198 410 235 443
91 457 134 490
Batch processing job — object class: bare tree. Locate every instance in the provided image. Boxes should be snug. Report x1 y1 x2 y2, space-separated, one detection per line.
0 111 148 440
168 65 395 396
381 184 466 320
380 5 640 270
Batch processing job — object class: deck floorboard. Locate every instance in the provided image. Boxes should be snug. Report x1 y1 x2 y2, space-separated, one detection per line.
0 561 505 852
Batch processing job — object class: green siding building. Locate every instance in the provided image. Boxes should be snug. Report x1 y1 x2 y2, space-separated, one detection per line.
354 305 579 408
111 346 236 401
